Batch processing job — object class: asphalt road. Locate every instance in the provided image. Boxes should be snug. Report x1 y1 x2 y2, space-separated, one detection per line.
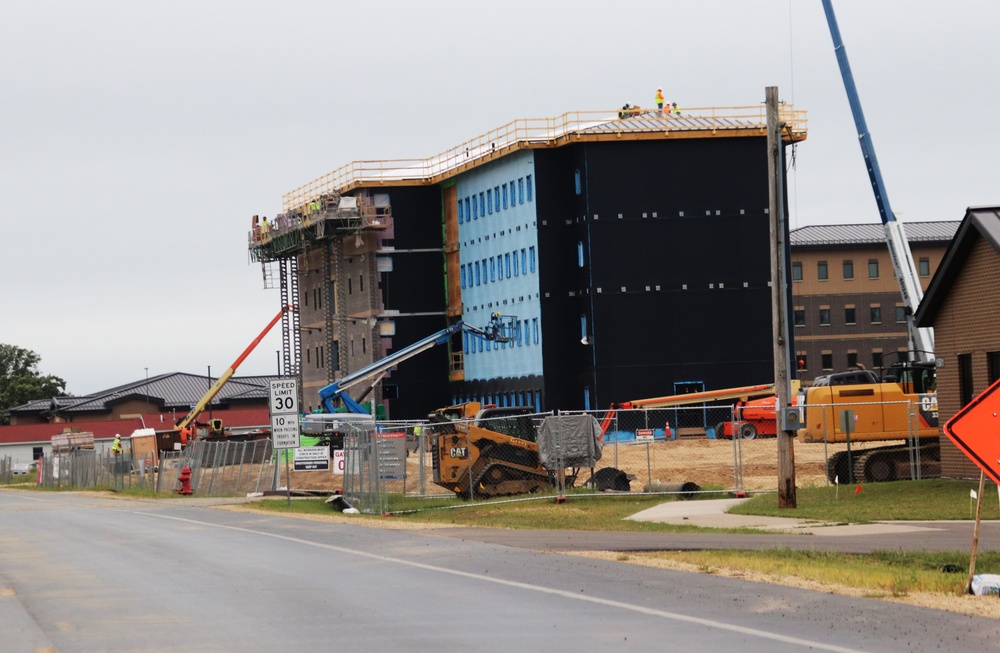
2 491 999 653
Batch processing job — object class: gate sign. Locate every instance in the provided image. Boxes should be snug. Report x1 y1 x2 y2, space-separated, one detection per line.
943 378 1000 485
269 379 300 450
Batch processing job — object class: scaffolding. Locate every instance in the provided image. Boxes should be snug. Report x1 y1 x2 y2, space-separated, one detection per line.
248 192 393 409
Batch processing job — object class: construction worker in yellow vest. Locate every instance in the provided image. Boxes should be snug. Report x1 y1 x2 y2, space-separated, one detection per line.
412 425 422 453
671 102 682 115
112 434 122 457
655 88 665 113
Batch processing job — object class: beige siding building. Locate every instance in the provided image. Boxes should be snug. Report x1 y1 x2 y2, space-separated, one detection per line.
915 207 1000 479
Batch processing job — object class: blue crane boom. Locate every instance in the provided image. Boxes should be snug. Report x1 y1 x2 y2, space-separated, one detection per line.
317 315 511 414
822 0 935 360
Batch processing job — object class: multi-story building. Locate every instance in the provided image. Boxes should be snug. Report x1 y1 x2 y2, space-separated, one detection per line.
249 107 808 419
789 221 959 381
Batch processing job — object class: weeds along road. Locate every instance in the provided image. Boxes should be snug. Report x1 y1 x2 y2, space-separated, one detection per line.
2 491 998 653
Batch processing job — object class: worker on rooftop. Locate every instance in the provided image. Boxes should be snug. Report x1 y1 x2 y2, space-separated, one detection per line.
655 88 665 114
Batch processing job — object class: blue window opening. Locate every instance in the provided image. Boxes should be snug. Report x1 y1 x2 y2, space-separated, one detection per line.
580 314 587 340
460 264 466 289
583 387 591 411
478 337 483 353
505 253 511 278
523 319 530 344
494 186 500 212
458 200 464 224
474 262 481 286
518 178 524 204
534 390 541 412
529 246 536 272
482 259 487 283
472 195 478 220
513 251 519 276
521 248 527 273
502 185 508 209
577 241 584 267
490 257 496 282
463 332 469 354
533 318 539 345
574 170 581 195
516 321 523 345
526 174 533 202
487 189 492 215
465 198 471 222
480 192 485 215
510 181 516 205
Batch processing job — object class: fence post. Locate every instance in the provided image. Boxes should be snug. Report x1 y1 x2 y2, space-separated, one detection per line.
418 425 427 496
467 428 474 502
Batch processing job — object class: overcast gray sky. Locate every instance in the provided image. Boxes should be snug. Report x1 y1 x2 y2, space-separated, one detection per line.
2 1 997 396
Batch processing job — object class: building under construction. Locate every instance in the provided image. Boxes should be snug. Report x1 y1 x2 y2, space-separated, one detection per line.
248 106 808 419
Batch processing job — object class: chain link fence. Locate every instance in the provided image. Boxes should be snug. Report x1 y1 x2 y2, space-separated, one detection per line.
36 449 156 491
6 399 939 501
796 399 939 484
167 438 279 497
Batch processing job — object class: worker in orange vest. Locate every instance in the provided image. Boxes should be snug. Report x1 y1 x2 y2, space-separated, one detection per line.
655 88 665 113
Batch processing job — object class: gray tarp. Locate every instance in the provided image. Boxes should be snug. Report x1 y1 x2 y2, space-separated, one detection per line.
536 414 603 469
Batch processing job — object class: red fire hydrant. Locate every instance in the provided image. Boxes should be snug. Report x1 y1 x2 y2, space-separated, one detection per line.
175 465 194 495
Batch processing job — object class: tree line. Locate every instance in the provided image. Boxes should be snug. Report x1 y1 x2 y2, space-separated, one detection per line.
0 344 67 425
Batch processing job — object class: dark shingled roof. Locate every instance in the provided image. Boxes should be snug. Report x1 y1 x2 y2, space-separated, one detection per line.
7 372 278 417
915 207 1000 327
790 221 960 248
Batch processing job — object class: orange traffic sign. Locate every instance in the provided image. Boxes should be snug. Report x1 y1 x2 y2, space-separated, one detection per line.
943 378 1000 485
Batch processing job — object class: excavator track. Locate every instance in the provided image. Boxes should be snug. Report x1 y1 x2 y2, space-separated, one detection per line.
826 439 941 483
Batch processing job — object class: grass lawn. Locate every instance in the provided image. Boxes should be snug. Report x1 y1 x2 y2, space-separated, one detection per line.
250 489 754 533
731 478 1000 522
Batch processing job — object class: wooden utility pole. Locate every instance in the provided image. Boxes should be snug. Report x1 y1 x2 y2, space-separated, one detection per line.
766 86 797 508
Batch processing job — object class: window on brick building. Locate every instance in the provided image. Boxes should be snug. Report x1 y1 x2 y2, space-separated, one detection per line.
988 351 1000 384
959 353 974 406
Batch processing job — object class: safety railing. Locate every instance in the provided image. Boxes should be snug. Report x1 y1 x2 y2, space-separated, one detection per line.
281 105 808 211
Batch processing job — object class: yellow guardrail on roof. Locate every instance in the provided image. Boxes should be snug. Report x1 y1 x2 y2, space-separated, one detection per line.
282 105 808 212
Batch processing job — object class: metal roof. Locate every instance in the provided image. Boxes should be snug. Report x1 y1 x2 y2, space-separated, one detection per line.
7 372 278 416
790 221 960 248
915 207 1000 327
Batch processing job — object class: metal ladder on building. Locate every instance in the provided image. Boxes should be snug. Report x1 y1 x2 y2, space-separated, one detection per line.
323 243 336 383
279 259 302 404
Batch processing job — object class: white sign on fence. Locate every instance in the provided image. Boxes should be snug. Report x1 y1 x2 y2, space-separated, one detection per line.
333 449 345 475
636 429 655 442
293 446 330 472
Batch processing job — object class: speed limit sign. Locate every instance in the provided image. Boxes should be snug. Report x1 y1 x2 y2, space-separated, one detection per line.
269 379 299 415
269 379 300 449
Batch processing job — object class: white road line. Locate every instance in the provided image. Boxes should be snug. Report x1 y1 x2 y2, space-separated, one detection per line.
133 510 869 653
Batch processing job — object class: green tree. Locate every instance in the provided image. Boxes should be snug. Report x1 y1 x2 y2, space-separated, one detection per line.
0 344 67 424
